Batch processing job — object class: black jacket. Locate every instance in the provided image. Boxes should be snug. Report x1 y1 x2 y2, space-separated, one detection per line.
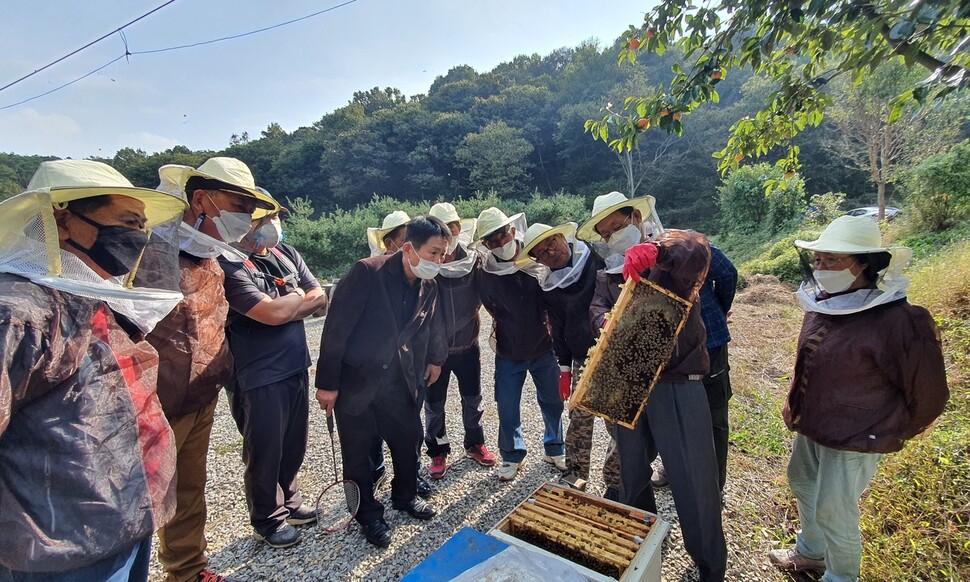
436 249 482 354
316 254 447 415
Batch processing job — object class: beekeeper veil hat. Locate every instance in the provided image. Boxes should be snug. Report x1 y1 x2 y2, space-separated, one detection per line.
0 160 187 334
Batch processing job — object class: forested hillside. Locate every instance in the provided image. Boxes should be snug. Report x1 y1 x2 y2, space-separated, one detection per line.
2 37 882 231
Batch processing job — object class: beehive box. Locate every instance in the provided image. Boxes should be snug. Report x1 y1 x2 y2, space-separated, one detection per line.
571 278 691 429
488 482 669 582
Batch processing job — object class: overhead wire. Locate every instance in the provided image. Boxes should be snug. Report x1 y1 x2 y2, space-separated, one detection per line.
0 0 359 109
131 0 358 55
0 0 177 93
0 56 127 110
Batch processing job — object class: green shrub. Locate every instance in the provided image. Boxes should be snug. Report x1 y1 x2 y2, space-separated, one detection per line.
804 191 846 226
738 229 821 286
905 140 970 232
718 163 807 236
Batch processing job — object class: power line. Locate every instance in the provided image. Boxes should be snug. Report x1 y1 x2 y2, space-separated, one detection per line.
0 0 360 110
0 56 126 111
132 0 358 55
0 0 177 93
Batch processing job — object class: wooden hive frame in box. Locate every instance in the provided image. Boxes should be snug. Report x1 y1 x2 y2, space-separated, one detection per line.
570 278 692 429
491 483 666 581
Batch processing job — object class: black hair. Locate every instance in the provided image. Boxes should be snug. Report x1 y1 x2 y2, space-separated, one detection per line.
853 251 892 283
405 215 451 248
66 195 113 215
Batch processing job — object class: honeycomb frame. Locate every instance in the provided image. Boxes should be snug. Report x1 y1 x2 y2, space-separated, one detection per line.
570 278 692 429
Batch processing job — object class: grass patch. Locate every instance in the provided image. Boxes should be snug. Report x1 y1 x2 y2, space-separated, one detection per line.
725 238 970 580
213 438 243 456
730 382 791 458
859 239 970 581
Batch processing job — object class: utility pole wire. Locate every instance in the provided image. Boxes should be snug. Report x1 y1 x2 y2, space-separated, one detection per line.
0 0 177 93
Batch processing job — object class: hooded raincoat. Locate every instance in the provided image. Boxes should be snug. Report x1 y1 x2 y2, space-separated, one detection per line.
0 273 176 572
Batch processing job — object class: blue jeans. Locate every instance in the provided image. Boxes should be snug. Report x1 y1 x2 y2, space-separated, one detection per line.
0 537 151 581
788 433 883 582
494 351 564 463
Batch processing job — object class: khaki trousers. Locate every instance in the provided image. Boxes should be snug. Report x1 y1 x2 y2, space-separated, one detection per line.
157 397 218 582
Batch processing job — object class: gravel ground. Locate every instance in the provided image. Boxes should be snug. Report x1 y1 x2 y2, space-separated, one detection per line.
149 308 798 581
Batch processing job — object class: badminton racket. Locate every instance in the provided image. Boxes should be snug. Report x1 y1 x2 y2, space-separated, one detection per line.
315 413 361 533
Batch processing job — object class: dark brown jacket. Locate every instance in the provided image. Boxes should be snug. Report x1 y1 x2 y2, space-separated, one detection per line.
474 265 552 361
147 253 234 418
784 298 949 453
316 254 447 416
590 230 711 381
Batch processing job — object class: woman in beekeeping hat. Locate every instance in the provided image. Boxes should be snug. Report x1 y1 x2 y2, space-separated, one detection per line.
770 215 949 578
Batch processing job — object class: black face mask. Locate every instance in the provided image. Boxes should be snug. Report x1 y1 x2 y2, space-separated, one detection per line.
66 212 149 277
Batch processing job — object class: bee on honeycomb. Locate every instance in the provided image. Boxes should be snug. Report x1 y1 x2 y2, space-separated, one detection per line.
574 280 690 427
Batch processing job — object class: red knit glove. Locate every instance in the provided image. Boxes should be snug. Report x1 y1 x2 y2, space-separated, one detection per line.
559 369 572 401
623 243 659 282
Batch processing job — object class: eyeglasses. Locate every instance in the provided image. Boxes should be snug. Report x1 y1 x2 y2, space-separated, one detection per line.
812 254 856 269
482 226 511 249
597 216 633 242
529 237 560 260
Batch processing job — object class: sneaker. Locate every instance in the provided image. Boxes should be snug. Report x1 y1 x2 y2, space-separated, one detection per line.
542 454 567 472
429 454 448 479
198 570 241 582
360 517 392 548
497 460 522 481
768 547 826 572
651 464 668 488
393 497 437 520
416 475 433 499
253 523 301 549
465 444 497 467
286 504 317 526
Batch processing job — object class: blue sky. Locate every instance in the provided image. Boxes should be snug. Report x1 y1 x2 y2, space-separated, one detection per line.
0 1 652 159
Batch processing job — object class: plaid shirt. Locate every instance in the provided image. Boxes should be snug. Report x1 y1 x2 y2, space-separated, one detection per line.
699 245 738 349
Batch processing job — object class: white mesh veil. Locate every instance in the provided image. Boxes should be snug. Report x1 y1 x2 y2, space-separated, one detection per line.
0 190 184 334
155 169 248 262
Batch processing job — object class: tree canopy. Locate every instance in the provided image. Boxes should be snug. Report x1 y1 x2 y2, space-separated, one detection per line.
587 0 970 175
3 18 967 230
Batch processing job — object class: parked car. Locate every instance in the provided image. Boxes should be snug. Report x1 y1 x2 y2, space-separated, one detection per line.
845 206 900 220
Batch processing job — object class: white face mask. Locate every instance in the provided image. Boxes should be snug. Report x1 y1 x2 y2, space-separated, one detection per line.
606 223 642 255
491 238 518 261
211 210 253 243
446 235 459 255
255 220 283 249
407 244 442 279
203 195 252 243
815 267 858 294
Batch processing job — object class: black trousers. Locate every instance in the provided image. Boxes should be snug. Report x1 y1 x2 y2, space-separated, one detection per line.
227 371 309 537
616 381 727 582
424 344 485 457
335 380 422 524
703 344 732 492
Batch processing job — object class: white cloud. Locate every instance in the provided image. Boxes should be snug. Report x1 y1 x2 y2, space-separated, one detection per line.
0 108 82 156
115 132 179 154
